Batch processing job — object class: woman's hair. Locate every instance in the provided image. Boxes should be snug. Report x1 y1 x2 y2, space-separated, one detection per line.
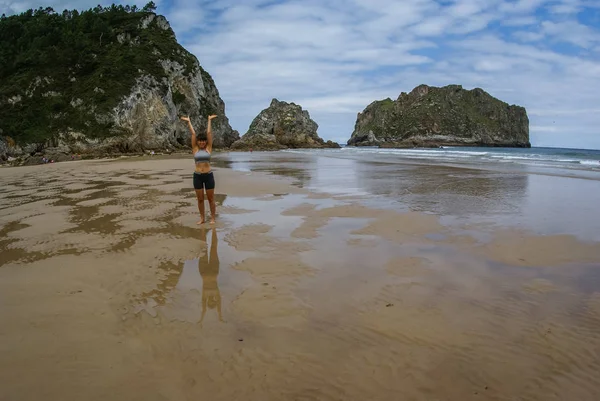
197 135 207 142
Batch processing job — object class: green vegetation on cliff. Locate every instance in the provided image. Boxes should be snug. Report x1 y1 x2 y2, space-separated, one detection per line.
0 3 207 146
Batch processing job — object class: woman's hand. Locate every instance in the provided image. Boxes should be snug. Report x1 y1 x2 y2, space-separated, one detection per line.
208 114 217 120
180 116 190 122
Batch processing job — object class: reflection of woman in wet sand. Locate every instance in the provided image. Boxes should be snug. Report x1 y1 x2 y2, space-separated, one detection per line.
199 227 224 324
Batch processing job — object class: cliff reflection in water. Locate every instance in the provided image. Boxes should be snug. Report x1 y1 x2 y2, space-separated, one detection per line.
217 153 312 188
354 163 530 217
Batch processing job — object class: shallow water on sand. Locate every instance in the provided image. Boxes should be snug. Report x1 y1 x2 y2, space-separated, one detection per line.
218 151 600 241
1 157 600 401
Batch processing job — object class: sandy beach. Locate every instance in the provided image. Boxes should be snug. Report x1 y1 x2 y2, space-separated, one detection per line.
1 154 600 401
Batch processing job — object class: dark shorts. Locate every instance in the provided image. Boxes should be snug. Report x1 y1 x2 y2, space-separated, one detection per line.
193 171 215 190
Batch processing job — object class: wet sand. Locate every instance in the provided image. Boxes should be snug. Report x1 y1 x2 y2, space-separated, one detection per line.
1 155 600 401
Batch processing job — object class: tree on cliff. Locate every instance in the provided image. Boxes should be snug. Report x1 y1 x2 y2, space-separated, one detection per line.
143 2 157 12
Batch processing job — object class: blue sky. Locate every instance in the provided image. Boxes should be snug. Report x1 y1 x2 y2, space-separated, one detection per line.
2 0 600 149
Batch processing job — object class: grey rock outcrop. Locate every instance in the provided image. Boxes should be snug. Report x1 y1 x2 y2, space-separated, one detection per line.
231 99 339 150
347 84 530 148
101 61 239 153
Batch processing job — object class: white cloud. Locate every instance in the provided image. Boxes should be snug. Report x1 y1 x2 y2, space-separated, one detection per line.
530 125 559 132
447 0 488 18
540 20 600 48
450 13 498 35
529 108 600 116
166 0 205 34
513 19 600 49
512 30 545 42
498 0 550 13
296 93 384 114
548 0 583 14
502 15 539 25
549 4 580 13
412 16 454 36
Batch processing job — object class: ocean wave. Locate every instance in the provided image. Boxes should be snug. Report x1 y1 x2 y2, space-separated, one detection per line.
580 160 600 166
489 155 539 160
556 159 584 163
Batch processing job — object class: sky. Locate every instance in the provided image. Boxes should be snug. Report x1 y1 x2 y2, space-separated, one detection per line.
2 0 600 149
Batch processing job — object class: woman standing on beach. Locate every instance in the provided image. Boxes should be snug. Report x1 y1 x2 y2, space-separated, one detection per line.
181 114 218 224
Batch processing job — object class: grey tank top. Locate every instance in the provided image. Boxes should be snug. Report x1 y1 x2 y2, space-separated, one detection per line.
194 149 211 163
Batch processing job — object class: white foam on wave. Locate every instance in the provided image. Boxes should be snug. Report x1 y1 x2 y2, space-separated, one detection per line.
489 155 535 160
557 159 583 163
282 149 310 154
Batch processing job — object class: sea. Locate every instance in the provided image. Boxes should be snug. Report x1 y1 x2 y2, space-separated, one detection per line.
336 145 599 169
218 146 600 241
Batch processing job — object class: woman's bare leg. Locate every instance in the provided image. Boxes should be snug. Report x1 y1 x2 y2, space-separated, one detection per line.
206 189 216 224
195 189 205 224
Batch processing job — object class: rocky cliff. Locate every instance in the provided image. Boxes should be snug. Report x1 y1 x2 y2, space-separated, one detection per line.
231 99 339 150
347 84 530 148
0 6 238 163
